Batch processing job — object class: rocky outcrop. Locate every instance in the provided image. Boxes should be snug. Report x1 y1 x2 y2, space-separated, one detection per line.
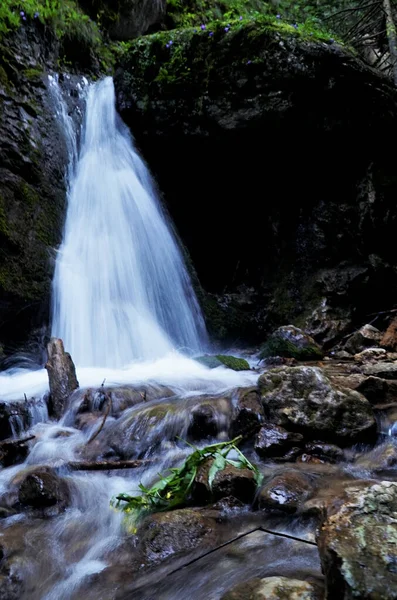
317 481 397 600
259 366 377 445
115 21 397 345
0 24 86 355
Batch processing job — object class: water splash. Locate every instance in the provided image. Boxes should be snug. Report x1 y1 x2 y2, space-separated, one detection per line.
51 77 208 368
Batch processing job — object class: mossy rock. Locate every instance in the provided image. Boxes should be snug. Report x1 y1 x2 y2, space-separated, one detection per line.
196 354 250 371
259 326 323 361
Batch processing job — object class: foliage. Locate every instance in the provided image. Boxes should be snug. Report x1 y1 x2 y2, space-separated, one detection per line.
111 437 261 528
0 0 101 47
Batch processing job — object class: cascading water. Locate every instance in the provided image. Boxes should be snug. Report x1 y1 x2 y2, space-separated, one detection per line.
51 76 208 368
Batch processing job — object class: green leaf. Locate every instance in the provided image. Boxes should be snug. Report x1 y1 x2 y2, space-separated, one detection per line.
208 453 226 489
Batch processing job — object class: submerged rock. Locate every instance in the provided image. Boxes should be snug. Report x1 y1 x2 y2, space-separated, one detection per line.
259 367 376 445
304 442 344 464
259 326 323 361
221 576 322 600
138 508 216 564
195 355 250 371
317 481 397 599
45 338 79 419
254 424 303 459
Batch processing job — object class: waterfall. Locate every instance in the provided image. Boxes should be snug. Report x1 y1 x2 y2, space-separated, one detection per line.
51 77 208 368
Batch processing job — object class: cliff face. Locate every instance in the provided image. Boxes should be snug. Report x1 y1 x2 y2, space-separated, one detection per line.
114 21 397 345
0 25 86 355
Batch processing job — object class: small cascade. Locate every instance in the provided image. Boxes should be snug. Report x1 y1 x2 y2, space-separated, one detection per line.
51 76 208 368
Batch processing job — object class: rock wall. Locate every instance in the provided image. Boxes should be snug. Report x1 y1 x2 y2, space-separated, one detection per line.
115 21 397 346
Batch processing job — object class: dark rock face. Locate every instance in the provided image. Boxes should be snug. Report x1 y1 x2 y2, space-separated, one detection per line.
230 387 264 438
0 25 85 355
344 324 381 355
317 481 397 600
115 23 397 345
0 402 29 441
259 366 377 445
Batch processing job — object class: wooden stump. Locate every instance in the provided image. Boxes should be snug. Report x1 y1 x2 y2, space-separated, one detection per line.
45 338 79 420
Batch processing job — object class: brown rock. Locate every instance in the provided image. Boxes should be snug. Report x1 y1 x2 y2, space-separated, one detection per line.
45 338 79 419
193 458 257 504
254 424 303 458
221 576 322 600
381 318 397 351
230 387 264 438
18 467 70 509
256 470 313 513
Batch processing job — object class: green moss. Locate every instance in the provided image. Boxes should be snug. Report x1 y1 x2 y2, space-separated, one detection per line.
22 67 43 80
196 354 250 371
259 335 323 361
166 0 270 29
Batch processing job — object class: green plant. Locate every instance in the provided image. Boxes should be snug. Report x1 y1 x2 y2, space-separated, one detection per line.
111 437 261 529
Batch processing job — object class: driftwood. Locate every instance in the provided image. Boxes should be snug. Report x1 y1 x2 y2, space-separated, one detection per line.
66 459 149 471
45 338 79 420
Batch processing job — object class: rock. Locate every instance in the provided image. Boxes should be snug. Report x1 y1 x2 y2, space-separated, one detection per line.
257 470 314 513
193 458 257 504
332 350 351 360
363 362 397 379
45 338 79 419
304 442 344 464
344 324 382 354
188 404 219 440
0 402 29 442
138 508 216 564
259 367 376 445
381 318 397 351
356 376 397 404
221 576 322 600
195 355 250 371
18 467 69 509
254 424 303 459
353 347 386 362
80 0 166 40
354 442 397 475
259 326 323 361
230 388 264 438
317 481 397 599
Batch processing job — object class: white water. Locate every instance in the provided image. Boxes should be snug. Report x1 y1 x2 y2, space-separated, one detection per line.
51 76 208 368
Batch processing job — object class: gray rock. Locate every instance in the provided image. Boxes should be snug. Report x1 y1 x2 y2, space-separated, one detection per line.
221 576 322 600
344 324 382 355
363 362 397 379
257 470 313 513
259 326 323 361
318 481 397 599
259 366 376 445
254 424 303 459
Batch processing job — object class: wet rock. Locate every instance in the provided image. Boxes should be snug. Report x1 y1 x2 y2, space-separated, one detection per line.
332 350 351 360
138 508 216 564
189 404 219 440
18 467 69 509
354 442 397 475
257 470 313 513
0 402 29 441
304 442 344 464
356 376 397 404
353 347 386 362
254 424 303 459
230 388 264 438
259 367 376 445
193 458 257 504
46 338 79 419
344 324 381 354
317 480 397 599
195 355 250 371
221 576 322 600
381 318 397 351
273 447 303 463
363 361 397 379
259 326 323 361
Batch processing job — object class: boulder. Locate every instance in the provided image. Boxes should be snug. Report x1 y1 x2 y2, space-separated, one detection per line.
356 376 397 404
259 326 323 361
256 470 314 513
45 338 79 419
381 318 397 351
317 481 397 599
363 362 397 379
354 442 397 475
195 355 250 371
0 401 29 441
344 324 382 354
221 576 322 600
18 467 70 509
259 366 377 445
254 424 303 459
193 458 257 504
230 387 264 438
138 508 216 564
